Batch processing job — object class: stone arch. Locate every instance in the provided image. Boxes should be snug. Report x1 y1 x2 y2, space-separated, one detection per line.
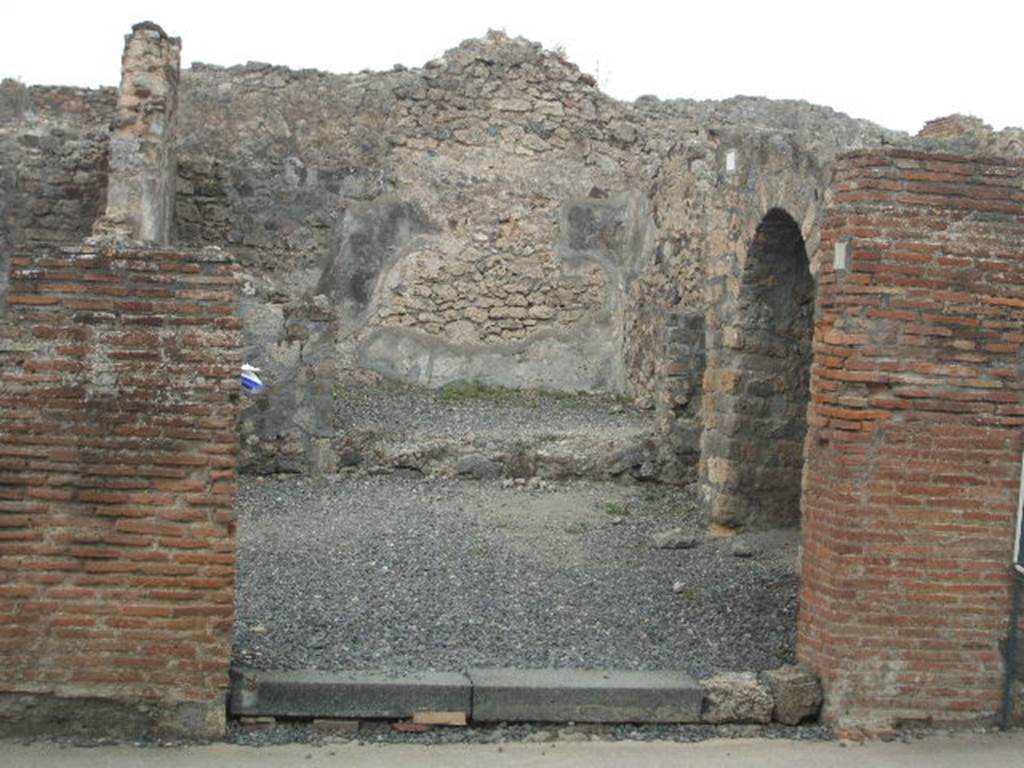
700 207 815 528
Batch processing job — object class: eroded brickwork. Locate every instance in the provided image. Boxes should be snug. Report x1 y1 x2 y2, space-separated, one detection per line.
0 244 240 737
798 149 1024 731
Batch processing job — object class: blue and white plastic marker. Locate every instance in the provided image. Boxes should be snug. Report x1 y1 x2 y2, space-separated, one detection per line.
241 363 266 393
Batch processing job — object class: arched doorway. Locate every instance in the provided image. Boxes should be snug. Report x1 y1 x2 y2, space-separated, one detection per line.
701 208 815 528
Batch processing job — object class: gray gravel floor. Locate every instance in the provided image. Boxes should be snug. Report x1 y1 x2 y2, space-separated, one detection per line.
234 474 800 676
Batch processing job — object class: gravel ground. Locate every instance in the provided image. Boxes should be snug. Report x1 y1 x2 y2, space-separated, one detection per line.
235 474 800 676
333 384 651 455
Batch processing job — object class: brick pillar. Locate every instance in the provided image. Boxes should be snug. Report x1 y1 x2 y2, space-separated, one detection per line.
93 22 181 244
0 243 240 738
798 149 1024 732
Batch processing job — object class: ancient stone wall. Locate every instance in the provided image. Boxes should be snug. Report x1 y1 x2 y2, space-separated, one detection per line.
0 243 240 739
700 208 815 528
0 79 116 313
4 29 1021 483
171 35 664 397
642 105 893 498
0 31 915 474
798 149 1024 731
651 309 705 484
3 21 1024 737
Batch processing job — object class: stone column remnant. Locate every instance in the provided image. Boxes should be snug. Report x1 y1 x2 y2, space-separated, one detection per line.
93 21 181 244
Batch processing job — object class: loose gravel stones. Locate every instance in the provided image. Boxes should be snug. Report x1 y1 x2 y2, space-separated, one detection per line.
234 475 801 677
730 539 755 558
652 528 699 549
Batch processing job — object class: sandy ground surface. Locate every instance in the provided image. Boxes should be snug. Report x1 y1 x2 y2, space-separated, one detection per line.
8 731 1024 768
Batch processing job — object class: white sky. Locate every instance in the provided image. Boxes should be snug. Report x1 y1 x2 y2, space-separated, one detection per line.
2 0 1020 134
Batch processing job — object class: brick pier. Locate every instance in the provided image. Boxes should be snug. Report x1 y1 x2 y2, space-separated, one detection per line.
798 149 1024 732
0 244 240 737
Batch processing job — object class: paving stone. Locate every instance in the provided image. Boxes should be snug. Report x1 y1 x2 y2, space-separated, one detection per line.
229 668 471 719
469 668 702 723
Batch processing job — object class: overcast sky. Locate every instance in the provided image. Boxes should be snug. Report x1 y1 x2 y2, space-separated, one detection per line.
2 0 1020 135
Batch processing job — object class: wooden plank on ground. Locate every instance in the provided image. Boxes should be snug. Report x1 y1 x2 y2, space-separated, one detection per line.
412 710 468 726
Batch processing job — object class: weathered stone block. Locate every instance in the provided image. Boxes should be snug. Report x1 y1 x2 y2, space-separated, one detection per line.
760 665 822 725
469 668 702 723
230 668 472 719
701 672 773 724
0 692 226 740
455 453 502 480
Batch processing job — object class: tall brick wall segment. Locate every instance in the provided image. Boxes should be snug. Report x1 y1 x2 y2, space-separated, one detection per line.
798 149 1024 733
0 244 240 737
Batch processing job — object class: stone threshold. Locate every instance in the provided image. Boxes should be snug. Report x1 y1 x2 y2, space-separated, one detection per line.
230 667 702 724
230 666 821 725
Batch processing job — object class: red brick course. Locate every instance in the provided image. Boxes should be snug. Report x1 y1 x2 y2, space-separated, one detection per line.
0 244 240 712
798 150 1024 732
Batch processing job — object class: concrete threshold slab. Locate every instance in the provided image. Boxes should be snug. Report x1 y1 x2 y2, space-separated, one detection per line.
469 668 703 723
229 668 472 719
231 667 703 724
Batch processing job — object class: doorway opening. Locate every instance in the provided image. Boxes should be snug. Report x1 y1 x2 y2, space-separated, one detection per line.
701 208 815 529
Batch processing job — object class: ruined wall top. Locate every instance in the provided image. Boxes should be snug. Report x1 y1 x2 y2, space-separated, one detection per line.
112 22 181 139
915 112 1024 157
92 21 181 244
